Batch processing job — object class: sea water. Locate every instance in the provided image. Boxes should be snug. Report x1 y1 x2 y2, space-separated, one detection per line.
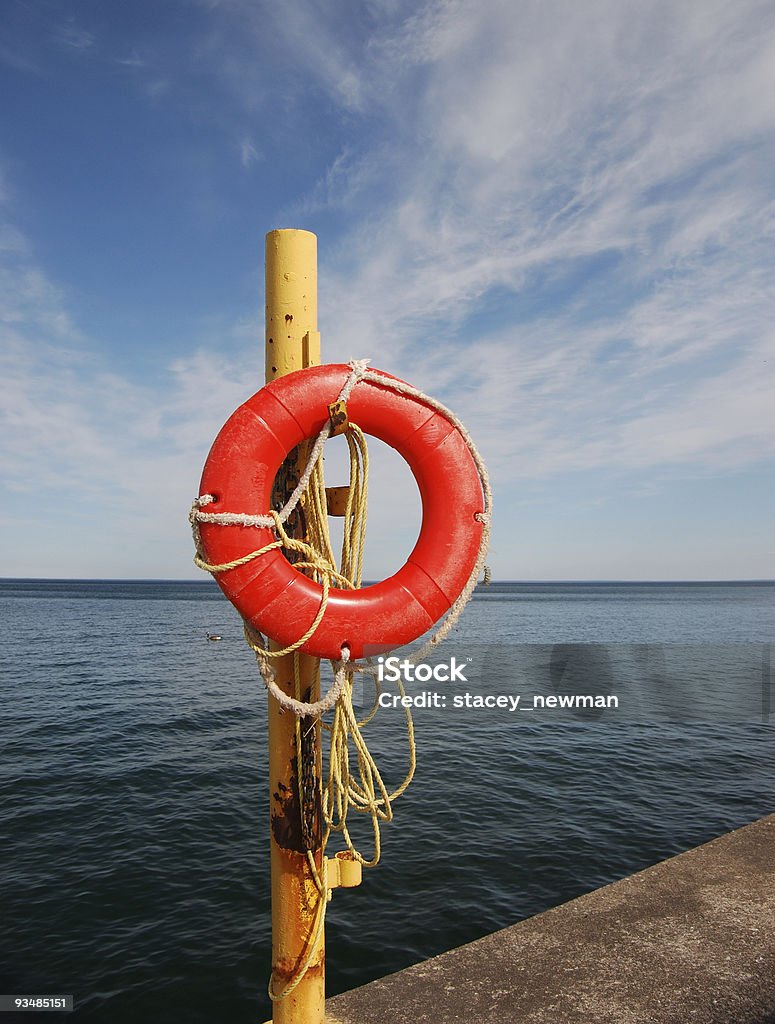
1 579 773 1022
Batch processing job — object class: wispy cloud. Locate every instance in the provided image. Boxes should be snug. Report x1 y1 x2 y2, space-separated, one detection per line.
53 21 96 53
298 1 775 482
2 0 774 578
0 200 256 575
239 135 260 168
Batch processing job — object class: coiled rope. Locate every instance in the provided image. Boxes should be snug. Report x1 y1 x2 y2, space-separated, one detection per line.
190 360 492 711
189 359 490 1002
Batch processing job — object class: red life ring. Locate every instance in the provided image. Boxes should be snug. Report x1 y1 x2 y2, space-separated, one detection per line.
197 363 485 660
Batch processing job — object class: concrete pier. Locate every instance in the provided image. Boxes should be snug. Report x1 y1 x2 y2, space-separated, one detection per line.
326 813 775 1023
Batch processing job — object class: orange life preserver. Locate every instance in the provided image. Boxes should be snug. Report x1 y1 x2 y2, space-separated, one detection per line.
197 363 485 660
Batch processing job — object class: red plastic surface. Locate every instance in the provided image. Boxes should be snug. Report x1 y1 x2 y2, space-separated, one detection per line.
198 364 485 659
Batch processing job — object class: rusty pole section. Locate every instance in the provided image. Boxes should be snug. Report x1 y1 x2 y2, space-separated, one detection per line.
265 229 325 1023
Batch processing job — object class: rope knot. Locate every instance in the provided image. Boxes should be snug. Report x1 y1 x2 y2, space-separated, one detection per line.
338 358 371 402
348 358 370 377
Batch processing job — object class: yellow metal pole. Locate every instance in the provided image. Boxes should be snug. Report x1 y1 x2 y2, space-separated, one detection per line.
265 229 324 1024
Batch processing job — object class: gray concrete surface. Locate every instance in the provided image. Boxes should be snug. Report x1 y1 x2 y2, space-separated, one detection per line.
326 813 775 1023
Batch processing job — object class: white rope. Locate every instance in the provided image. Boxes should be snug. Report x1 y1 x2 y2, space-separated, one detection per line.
246 623 354 717
359 368 492 526
190 359 372 532
191 357 491 715
349 367 492 668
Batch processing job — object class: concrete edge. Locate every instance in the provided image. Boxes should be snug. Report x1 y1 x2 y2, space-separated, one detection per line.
325 813 775 1023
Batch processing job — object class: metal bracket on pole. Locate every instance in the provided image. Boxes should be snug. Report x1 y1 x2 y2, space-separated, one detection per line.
326 852 363 890
303 330 321 367
325 486 351 517
328 399 349 436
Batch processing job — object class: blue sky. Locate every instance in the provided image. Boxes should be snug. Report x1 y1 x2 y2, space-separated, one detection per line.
1 0 773 580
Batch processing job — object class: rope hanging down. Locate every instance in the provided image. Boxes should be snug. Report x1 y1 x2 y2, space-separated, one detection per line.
263 412 418 1005
189 358 491 1003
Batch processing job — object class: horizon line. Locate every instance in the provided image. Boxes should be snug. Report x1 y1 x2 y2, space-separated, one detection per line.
2 577 774 585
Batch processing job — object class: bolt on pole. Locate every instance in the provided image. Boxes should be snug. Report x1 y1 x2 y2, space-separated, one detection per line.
265 228 325 1024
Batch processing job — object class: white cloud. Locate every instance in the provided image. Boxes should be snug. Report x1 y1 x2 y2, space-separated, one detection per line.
0 211 257 575
239 135 260 167
53 21 96 52
298 0 775 490
2 0 774 578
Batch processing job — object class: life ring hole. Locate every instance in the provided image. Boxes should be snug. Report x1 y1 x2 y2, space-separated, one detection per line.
321 432 421 584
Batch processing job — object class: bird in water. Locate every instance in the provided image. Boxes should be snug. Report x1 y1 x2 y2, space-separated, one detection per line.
206 632 223 642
